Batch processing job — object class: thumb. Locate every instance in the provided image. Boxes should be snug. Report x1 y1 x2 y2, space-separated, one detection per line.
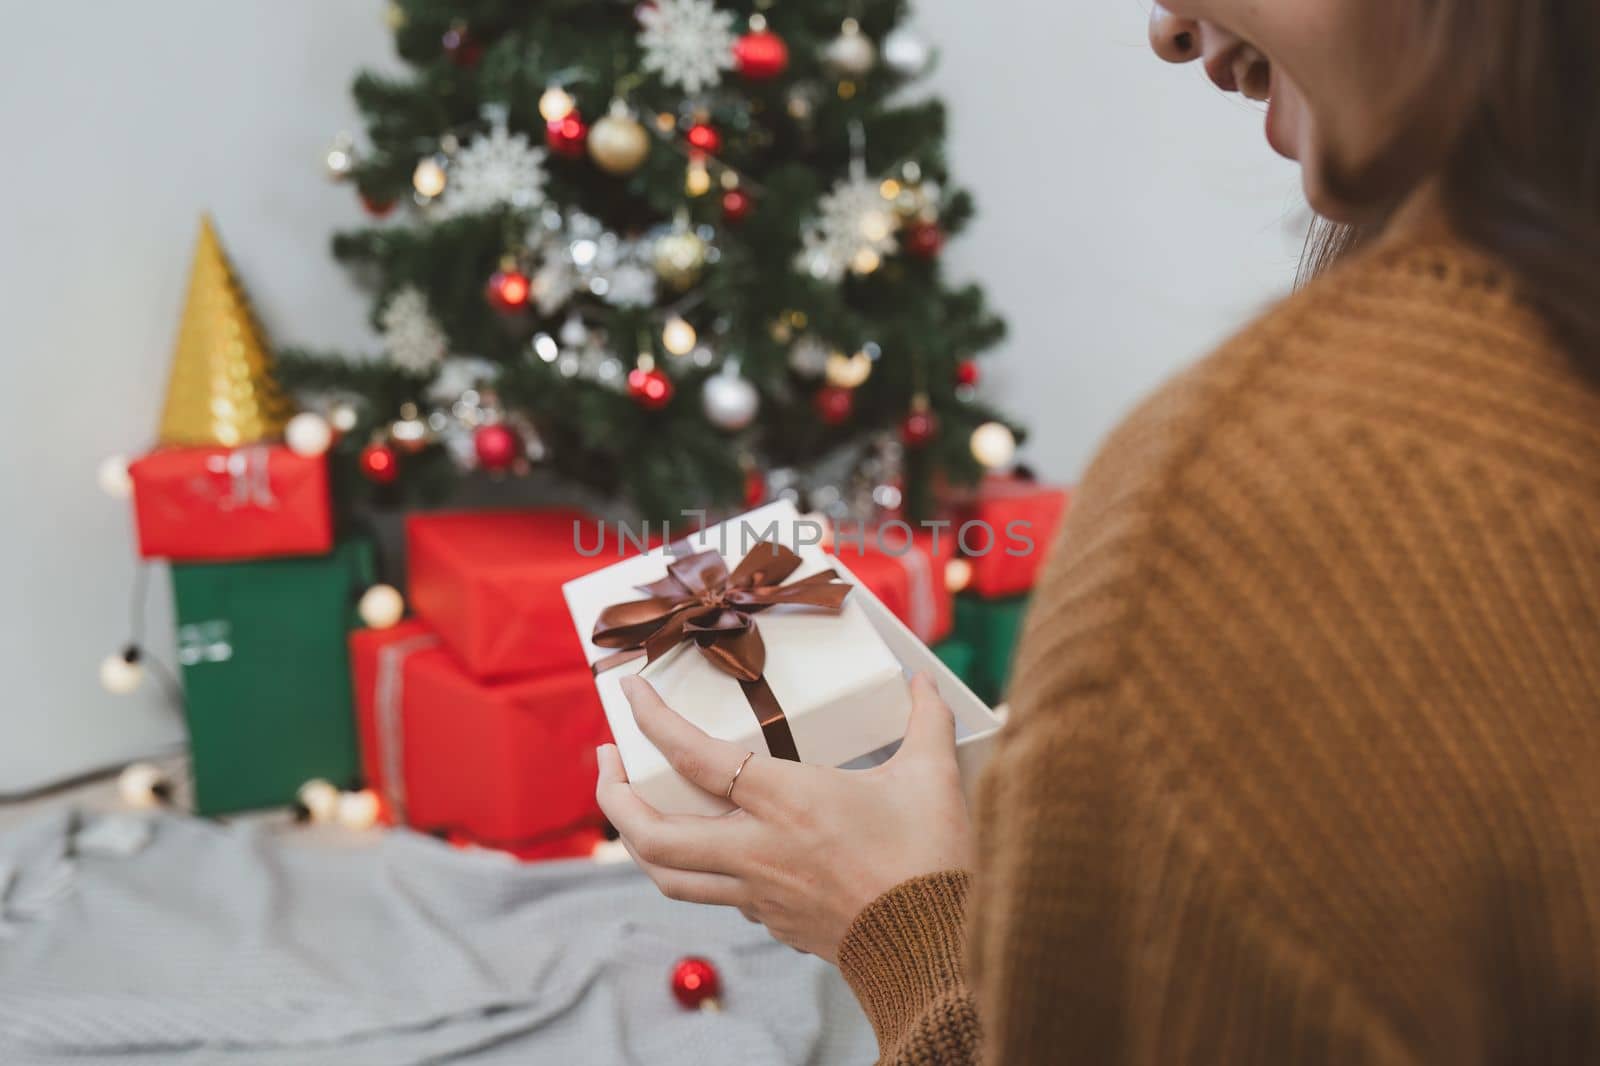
899 672 957 759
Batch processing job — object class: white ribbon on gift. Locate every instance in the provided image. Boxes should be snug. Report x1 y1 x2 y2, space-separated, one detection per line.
373 633 440 823
217 445 278 511
891 542 937 643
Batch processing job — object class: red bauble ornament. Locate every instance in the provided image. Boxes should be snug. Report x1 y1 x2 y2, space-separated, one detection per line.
734 30 789 80
546 115 588 158
473 424 519 471
954 359 980 387
813 385 854 425
359 442 399 484
670 956 722 1011
442 22 484 68
902 221 945 259
486 268 531 311
628 367 675 410
900 407 940 448
721 188 753 224
743 467 767 508
360 192 397 218
685 122 722 155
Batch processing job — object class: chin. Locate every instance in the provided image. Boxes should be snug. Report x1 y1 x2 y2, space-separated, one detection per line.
1301 164 1387 227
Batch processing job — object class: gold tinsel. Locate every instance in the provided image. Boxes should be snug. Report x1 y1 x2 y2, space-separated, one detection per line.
156 215 287 447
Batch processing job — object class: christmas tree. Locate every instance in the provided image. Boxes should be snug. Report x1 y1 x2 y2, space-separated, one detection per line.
280 0 1018 522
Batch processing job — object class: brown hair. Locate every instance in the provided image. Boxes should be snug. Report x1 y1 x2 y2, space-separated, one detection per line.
1298 0 1600 379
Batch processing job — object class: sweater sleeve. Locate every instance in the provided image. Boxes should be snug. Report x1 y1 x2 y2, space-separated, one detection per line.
837 319 1430 1063
837 871 980 1065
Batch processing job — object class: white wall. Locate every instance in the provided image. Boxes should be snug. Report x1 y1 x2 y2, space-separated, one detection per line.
0 1 1300 792
919 1 1306 475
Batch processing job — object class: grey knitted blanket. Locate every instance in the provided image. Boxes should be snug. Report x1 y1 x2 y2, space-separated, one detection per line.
0 811 874 1065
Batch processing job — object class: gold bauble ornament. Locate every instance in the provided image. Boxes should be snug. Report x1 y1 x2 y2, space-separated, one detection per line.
653 229 709 291
588 103 651 176
157 214 288 447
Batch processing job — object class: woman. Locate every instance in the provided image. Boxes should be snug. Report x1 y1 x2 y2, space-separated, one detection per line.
598 0 1600 1061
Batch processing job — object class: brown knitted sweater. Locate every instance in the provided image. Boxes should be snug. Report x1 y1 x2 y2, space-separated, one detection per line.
838 234 1600 1064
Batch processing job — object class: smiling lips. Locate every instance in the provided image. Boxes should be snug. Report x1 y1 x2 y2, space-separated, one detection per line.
1206 41 1273 102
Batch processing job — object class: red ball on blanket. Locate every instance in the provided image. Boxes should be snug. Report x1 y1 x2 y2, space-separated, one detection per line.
670 955 722 1010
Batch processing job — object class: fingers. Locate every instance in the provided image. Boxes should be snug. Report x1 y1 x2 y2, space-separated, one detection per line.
595 744 748 874
899 673 957 757
618 836 748 907
597 744 765 876
622 675 786 812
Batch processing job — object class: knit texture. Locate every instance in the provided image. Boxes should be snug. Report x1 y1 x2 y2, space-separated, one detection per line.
838 233 1600 1065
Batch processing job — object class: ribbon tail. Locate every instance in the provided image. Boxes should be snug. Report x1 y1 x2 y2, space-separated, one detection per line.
739 676 799 762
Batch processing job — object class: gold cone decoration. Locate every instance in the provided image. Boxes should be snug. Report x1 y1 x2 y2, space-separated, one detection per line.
157 214 288 446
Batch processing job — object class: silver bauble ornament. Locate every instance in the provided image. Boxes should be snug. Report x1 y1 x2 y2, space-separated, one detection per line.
653 229 709 290
824 20 878 78
588 103 651 175
788 335 830 377
702 372 760 431
882 26 932 76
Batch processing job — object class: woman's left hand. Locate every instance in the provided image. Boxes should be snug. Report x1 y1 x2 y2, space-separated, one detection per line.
595 672 972 963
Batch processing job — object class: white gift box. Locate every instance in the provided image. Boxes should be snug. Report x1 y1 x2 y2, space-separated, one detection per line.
563 501 1005 816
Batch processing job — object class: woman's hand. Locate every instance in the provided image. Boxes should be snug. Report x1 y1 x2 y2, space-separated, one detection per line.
595 672 972 963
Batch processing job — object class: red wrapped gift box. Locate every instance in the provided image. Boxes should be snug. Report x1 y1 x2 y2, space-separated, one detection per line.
958 476 1071 598
350 620 613 846
408 509 634 681
129 445 332 561
830 526 956 645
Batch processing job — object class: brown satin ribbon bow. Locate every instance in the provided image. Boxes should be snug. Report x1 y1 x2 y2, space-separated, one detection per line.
590 543 852 762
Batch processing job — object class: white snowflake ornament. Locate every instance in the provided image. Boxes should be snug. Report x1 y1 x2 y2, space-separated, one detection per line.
603 256 659 309
796 174 900 283
380 286 449 373
438 120 547 218
638 0 738 95
532 259 577 315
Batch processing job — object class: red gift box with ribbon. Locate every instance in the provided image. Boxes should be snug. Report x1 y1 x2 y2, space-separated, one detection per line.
407 510 635 681
829 526 956 645
129 445 332 561
349 620 612 848
958 476 1072 598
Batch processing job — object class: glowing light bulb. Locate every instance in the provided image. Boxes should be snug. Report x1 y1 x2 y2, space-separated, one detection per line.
538 86 575 122
357 584 405 629
970 421 1017 469
337 789 383 830
945 557 973 593
685 158 711 197
97 455 133 498
412 156 447 198
297 779 342 823
118 762 170 808
99 650 144 695
662 316 698 356
285 412 333 457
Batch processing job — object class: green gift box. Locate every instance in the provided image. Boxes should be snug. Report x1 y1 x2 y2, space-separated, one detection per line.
932 639 981 693
170 540 372 815
952 594 1032 704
